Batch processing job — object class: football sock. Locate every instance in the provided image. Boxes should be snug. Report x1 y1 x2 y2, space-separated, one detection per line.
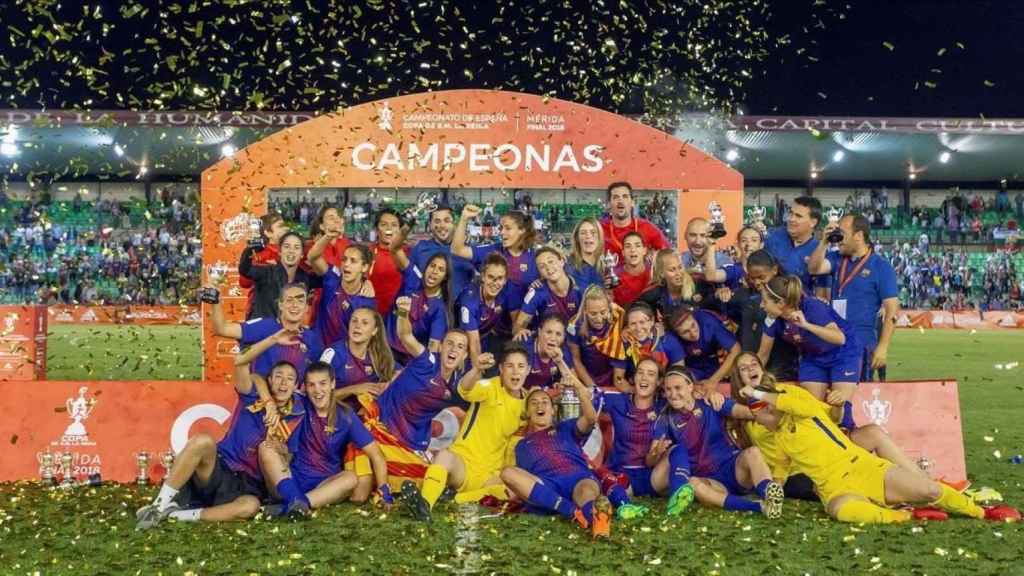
168 508 202 522
724 495 762 513
933 484 984 519
528 483 576 519
755 479 771 500
581 501 596 524
668 446 692 493
835 499 910 524
455 484 509 504
606 485 630 508
153 483 179 511
276 478 305 508
421 464 449 509
839 402 857 430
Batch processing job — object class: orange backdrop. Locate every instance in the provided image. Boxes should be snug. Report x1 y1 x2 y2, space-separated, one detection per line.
0 379 966 484
200 90 744 382
0 305 47 381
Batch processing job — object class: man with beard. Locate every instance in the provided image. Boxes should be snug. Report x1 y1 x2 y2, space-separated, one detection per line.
600 182 669 260
400 205 476 299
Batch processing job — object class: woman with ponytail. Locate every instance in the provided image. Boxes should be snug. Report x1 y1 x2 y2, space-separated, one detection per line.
757 274 861 426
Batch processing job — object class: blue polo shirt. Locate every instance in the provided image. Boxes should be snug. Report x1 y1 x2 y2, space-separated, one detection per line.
564 260 604 294
681 250 741 287
826 250 898 349
765 227 820 292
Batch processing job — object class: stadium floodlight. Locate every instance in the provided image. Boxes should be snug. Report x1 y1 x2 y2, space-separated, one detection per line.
908 172 917 180
136 165 149 179
939 151 951 164
0 142 18 157
114 144 125 157
221 143 237 158
832 150 845 163
725 148 739 162
810 170 819 180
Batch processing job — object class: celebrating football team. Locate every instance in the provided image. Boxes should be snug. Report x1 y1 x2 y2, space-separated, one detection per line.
138 182 1019 536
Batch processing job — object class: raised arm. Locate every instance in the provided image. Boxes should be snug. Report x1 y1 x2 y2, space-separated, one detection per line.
450 204 480 260
306 231 336 276
389 224 411 270
790 311 845 346
806 229 833 276
559 362 597 435
394 296 425 358
701 245 728 283
457 353 494 395
233 328 298 367
207 286 242 340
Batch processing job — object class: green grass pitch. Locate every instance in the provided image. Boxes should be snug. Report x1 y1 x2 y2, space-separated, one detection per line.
0 327 1021 574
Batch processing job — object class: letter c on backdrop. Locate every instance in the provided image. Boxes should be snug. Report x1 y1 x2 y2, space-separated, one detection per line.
170 404 232 453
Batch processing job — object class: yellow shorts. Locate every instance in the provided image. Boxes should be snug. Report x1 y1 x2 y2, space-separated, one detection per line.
449 444 501 492
817 452 893 506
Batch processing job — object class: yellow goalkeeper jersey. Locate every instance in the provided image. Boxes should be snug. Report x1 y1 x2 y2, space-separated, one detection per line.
451 376 525 473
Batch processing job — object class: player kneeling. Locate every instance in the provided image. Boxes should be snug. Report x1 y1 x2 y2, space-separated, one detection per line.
735 356 1020 524
400 346 528 522
648 366 784 518
259 362 392 518
501 373 645 539
136 332 304 529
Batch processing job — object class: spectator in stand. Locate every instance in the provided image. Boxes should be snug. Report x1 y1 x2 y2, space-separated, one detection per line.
601 182 669 260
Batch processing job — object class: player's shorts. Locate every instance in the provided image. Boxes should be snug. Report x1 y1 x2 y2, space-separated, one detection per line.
799 354 861 385
543 470 597 500
704 451 749 496
620 467 656 497
449 444 501 492
176 454 264 508
292 468 337 494
816 451 893 506
344 394 429 490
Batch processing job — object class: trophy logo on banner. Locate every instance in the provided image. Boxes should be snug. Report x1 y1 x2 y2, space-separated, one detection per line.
862 387 893 432
56 386 98 447
377 101 394 131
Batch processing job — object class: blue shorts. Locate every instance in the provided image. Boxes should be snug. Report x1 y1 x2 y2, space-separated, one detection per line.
620 467 656 497
293 470 329 494
705 451 749 496
799 354 861 385
542 470 597 500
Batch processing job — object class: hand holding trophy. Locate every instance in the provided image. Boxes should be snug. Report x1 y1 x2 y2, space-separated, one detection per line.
708 201 727 240
602 251 621 288
825 207 844 244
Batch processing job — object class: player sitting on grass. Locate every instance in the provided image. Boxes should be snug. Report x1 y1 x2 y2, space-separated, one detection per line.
728 352 942 502
648 366 784 518
258 361 392 518
345 295 472 500
208 282 325 383
734 353 1021 524
594 357 664 508
501 372 646 539
135 330 304 529
399 345 528 522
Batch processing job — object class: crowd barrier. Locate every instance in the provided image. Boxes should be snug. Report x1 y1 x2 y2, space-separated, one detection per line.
897 309 1024 329
46 305 201 326
0 379 967 485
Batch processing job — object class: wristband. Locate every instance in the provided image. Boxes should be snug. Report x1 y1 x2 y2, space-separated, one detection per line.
750 389 766 400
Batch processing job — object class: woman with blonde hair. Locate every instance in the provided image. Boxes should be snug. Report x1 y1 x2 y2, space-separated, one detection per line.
638 249 711 320
565 217 607 293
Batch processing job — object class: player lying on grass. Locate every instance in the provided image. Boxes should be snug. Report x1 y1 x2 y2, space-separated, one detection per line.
728 352 938 501
593 356 665 501
647 366 784 518
258 361 392 518
207 282 324 383
501 372 647 539
135 331 304 529
399 345 528 522
733 352 1021 524
345 295 472 500
757 275 860 428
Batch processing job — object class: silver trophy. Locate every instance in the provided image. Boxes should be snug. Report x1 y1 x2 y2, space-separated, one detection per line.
826 207 844 244
135 451 150 486
602 250 621 288
747 205 768 235
160 450 175 476
247 215 264 249
60 452 74 487
916 455 933 478
559 386 581 420
708 201 727 239
40 451 56 485
403 191 440 225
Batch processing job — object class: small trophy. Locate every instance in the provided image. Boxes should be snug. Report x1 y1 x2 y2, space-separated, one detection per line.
826 207 844 244
247 215 264 249
708 201 727 240
60 452 74 487
160 450 175 476
403 191 440 225
40 451 56 486
602 251 621 288
135 451 151 486
559 386 581 420
916 455 933 478
747 205 768 235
